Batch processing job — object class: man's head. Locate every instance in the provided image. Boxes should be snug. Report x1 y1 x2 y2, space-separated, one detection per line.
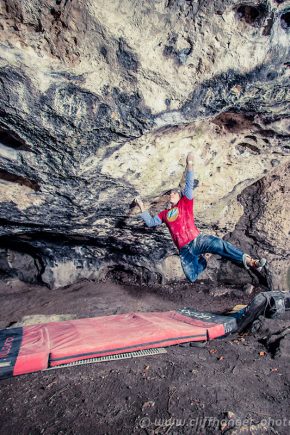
169 188 182 206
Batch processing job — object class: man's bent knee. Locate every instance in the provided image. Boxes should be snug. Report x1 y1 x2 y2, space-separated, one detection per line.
186 273 198 283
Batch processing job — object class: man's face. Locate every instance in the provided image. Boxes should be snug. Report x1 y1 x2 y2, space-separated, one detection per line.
169 190 181 206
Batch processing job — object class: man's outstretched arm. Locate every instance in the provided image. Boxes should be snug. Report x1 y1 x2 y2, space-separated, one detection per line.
134 197 163 227
183 152 194 200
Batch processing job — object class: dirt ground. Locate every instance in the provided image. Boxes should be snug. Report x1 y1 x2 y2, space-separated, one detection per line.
0 277 289 435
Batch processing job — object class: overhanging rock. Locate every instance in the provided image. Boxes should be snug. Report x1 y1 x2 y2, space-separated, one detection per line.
0 1 289 288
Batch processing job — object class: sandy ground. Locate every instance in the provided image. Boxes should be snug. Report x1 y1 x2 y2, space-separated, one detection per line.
0 277 290 435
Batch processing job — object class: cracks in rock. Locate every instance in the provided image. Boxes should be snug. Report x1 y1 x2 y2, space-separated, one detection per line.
260 128 290 140
0 169 40 191
140 69 171 89
0 128 30 151
117 38 139 72
0 219 53 230
236 142 261 155
263 11 275 36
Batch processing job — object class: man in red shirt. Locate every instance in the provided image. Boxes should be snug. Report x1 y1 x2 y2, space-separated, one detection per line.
135 153 266 282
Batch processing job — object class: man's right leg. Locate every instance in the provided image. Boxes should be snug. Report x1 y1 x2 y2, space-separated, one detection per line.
194 234 266 271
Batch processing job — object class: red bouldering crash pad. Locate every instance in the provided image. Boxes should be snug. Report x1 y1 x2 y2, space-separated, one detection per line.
0 309 232 379
1 291 289 379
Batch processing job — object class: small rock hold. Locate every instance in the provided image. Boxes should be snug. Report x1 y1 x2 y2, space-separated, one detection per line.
271 159 280 167
243 283 254 295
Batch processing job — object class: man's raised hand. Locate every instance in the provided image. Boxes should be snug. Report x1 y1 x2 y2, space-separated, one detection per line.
133 196 145 213
186 152 194 168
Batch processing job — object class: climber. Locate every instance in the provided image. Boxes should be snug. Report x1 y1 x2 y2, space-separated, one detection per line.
134 152 266 283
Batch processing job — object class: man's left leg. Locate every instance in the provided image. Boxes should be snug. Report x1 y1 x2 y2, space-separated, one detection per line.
195 234 266 271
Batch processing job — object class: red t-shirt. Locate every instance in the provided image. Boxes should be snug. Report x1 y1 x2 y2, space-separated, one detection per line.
158 196 200 250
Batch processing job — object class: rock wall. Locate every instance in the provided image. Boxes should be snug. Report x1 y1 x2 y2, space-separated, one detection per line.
219 161 290 290
0 0 289 288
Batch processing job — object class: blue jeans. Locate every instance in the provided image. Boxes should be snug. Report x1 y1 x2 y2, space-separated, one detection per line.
179 234 246 283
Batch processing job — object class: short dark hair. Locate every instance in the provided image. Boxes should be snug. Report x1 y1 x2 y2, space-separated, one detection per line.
170 188 182 196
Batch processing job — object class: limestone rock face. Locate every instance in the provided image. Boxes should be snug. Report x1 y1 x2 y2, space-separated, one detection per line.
220 162 290 290
0 0 289 288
